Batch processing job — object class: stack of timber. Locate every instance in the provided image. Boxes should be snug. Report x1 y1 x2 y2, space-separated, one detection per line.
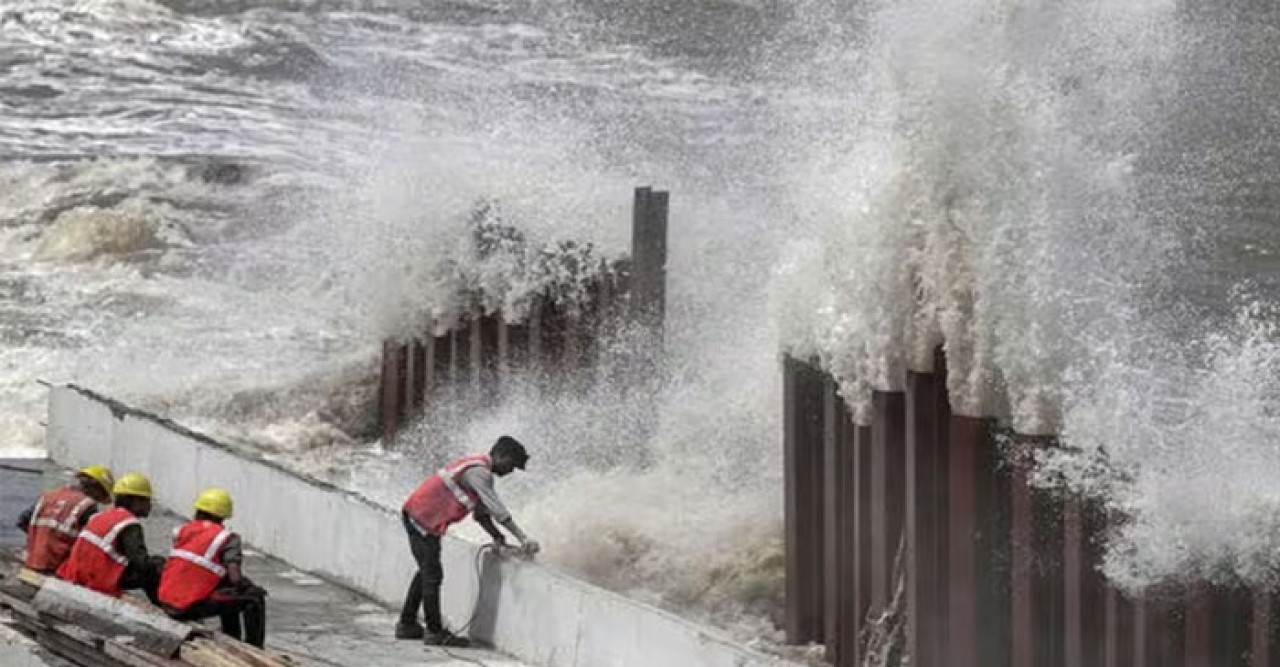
0 566 291 667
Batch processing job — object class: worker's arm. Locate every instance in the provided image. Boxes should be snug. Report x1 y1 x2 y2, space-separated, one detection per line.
116 524 161 576
76 505 98 530
217 533 264 596
220 533 245 586
473 510 507 546
16 504 34 533
459 467 537 551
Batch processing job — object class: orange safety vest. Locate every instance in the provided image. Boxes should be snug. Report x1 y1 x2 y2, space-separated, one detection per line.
56 507 139 598
24 486 97 573
158 519 234 611
402 454 490 536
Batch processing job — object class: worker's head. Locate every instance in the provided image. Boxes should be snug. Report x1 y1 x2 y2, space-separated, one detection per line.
76 465 114 503
193 488 233 523
112 473 153 517
489 436 528 476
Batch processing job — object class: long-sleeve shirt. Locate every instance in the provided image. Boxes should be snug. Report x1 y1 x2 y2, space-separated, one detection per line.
116 523 158 573
458 466 511 523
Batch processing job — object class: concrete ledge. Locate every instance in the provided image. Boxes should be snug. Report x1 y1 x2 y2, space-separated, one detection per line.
44 385 788 667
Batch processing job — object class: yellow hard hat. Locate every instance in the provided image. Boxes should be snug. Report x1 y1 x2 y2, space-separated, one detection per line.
77 465 115 495
194 488 233 519
112 473 153 499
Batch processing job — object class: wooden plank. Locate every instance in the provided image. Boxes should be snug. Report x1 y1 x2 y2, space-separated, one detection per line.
19 568 46 588
180 641 245 667
105 638 186 666
33 578 192 658
38 623 132 667
208 632 291 666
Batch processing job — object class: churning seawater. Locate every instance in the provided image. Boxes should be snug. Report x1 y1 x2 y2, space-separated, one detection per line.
4 0 1280 648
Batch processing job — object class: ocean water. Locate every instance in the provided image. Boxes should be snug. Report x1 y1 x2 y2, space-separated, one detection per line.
4 0 1280 646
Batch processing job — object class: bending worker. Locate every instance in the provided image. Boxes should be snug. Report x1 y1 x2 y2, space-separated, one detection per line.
17 465 114 574
158 489 267 648
57 473 165 602
397 436 539 647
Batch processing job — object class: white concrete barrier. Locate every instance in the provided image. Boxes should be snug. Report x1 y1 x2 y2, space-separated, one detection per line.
45 385 789 667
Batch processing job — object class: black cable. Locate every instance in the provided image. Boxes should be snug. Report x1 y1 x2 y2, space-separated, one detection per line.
453 543 495 635
0 463 42 475
441 647 487 666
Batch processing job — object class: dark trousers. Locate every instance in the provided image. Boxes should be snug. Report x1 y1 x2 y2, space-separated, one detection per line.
119 557 164 605
173 588 267 648
399 512 443 631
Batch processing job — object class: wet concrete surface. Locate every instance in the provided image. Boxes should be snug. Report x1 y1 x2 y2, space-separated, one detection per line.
1 459 528 667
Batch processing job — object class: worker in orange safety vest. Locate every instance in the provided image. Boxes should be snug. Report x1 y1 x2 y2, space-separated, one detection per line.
158 488 267 648
17 465 114 574
397 436 538 646
56 473 165 602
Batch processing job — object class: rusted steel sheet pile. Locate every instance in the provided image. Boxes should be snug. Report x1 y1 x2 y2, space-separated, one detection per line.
783 351 1270 667
378 186 669 443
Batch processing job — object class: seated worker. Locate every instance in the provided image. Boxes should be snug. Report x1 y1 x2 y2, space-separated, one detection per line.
17 465 114 574
158 489 267 648
398 435 539 646
56 473 164 602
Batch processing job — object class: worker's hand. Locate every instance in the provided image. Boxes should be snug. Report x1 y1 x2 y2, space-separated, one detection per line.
521 540 541 557
235 578 268 598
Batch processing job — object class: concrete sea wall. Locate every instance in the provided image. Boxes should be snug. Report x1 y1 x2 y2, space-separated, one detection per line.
44 384 784 667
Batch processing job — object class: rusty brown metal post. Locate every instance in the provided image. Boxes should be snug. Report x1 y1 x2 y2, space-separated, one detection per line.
629 187 668 338
1215 588 1252 667
1252 590 1273 667
469 316 483 393
1011 443 1034 667
1138 593 1184 667
432 332 450 388
1009 435 1066 667
838 403 859 667
380 340 407 444
1104 585 1135 667
976 427 1012 667
451 321 471 398
422 333 437 399
1066 501 1083 667
407 338 427 418
906 369 945 667
528 297 543 373
783 355 826 644
870 390 906 613
823 375 848 663
853 422 873 663
477 315 500 402
497 317 511 385
1185 585 1212 667
947 416 1004 667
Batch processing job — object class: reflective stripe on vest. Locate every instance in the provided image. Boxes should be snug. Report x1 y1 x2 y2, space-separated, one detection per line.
402 454 490 536
78 516 139 566
438 467 476 510
30 496 94 537
168 528 232 578
25 488 96 572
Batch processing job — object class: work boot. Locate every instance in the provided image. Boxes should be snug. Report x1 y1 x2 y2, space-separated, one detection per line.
395 621 425 640
423 630 471 648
